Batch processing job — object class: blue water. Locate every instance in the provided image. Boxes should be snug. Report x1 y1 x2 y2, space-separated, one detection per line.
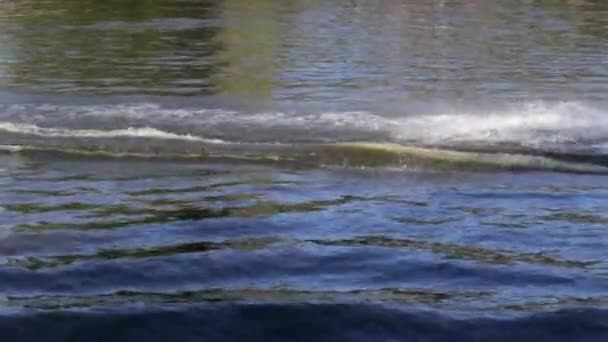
1 0 608 340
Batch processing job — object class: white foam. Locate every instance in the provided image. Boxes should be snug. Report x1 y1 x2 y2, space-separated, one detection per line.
390 101 608 145
0 122 225 144
0 145 23 152
1 101 607 150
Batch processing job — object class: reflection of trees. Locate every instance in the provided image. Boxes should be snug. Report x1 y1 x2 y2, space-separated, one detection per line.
533 0 608 42
1 0 607 100
211 0 283 101
3 0 225 95
1 0 290 99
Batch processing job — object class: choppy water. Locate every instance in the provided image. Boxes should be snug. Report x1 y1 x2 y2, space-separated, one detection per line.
2 0 608 340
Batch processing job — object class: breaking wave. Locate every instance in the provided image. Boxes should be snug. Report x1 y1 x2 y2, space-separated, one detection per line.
2 100 608 173
0 122 224 143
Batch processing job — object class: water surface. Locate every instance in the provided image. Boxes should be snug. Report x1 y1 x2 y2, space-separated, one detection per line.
1 0 608 340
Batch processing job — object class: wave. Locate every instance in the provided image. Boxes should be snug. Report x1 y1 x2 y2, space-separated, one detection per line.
2 101 608 173
0 122 224 144
2 101 607 147
391 101 608 146
2 140 608 174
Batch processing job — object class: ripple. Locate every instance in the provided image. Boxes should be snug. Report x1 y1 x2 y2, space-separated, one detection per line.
394 216 462 225
541 212 608 224
3 287 491 311
7 237 280 270
310 236 598 269
12 196 376 231
5 234 598 272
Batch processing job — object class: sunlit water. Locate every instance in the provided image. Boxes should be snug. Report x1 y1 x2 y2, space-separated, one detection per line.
1 1 608 340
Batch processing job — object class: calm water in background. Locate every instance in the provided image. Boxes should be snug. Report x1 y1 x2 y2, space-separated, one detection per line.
1 1 608 340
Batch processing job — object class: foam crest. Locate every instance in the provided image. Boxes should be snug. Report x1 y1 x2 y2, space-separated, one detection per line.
1 101 607 151
391 101 608 146
0 122 224 144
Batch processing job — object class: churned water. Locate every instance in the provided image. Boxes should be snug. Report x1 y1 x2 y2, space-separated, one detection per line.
1 1 608 341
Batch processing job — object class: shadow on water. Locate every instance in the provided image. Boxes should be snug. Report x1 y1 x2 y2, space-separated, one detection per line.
0 305 608 342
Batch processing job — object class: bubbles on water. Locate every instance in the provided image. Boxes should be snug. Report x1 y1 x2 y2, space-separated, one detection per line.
390 101 608 147
0 100 607 154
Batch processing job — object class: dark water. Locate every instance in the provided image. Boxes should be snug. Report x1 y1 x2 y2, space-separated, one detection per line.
2 0 608 340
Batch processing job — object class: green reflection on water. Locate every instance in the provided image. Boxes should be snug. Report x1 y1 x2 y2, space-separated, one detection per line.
2 0 607 99
1 0 282 98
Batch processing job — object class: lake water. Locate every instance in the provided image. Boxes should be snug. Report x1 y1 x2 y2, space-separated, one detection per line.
1 0 608 341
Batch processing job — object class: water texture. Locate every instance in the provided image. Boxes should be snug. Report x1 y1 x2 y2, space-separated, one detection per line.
1 0 608 340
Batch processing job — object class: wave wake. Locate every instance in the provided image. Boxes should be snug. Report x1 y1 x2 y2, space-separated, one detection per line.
2 139 608 174
0 122 224 144
2 101 607 145
2 101 608 173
